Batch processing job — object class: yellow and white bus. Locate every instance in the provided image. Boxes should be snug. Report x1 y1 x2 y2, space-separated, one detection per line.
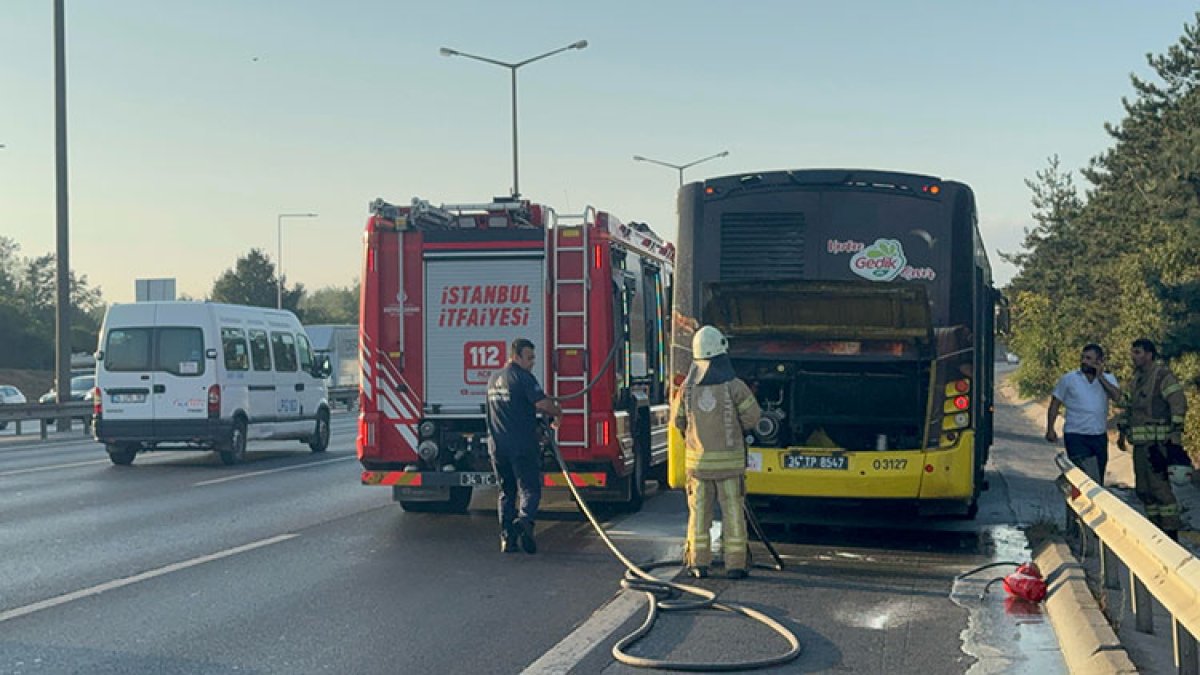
667 169 996 518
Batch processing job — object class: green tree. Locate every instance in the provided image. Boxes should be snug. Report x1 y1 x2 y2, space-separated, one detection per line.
0 237 106 368
1006 12 1200 459
300 281 359 325
210 248 305 312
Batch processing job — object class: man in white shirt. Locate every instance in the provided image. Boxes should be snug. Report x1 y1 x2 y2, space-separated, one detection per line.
1046 343 1121 484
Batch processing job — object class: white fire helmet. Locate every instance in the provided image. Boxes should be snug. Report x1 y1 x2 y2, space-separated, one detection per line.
1169 464 1194 487
692 325 728 360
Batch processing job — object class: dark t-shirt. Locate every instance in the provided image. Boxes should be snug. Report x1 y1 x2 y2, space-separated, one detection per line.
486 362 547 458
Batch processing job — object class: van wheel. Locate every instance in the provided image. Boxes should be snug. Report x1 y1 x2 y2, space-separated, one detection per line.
107 444 137 466
219 419 248 466
308 409 330 453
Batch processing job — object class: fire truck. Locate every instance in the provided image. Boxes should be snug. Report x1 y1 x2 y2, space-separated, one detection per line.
357 196 675 513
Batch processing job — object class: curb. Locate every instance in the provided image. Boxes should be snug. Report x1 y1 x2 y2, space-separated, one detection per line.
1035 539 1137 674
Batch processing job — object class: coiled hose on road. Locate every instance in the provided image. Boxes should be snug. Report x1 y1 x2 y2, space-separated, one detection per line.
545 342 803 671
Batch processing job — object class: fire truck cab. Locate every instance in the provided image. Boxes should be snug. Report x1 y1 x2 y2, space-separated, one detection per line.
358 196 674 513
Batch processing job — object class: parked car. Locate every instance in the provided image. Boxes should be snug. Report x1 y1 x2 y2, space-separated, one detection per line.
1005 351 1020 365
0 385 27 430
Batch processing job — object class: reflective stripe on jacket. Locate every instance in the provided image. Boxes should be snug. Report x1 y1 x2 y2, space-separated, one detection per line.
673 378 762 479
1125 362 1187 443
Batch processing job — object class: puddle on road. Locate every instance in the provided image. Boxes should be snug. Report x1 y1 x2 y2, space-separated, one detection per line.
951 525 1065 674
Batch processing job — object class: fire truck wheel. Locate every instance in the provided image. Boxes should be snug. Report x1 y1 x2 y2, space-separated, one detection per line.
400 486 472 514
615 451 646 513
308 409 330 453
219 419 248 466
106 444 137 466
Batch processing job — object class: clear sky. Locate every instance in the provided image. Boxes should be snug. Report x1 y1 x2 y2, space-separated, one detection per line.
2 1 1197 302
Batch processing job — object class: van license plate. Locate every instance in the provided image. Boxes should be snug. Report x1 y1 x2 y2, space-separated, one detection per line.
459 472 498 487
784 454 848 470
111 393 146 404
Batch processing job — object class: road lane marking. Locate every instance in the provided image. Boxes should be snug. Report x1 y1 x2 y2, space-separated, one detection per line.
521 563 682 675
0 533 298 624
193 455 356 486
0 459 109 477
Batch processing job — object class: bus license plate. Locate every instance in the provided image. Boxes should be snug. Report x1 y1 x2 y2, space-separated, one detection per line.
459 473 498 487
784 454 848 470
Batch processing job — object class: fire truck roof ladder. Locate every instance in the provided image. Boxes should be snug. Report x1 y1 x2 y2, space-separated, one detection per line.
551 207 596 451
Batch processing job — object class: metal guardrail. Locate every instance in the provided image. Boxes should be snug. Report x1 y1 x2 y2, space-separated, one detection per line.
0 401 93 439
1056 453 1200 675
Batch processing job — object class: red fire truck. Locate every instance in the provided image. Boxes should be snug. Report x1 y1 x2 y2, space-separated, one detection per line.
357 196 674 513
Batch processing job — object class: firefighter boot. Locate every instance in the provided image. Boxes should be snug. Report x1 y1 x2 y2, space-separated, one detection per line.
515 519 537 554
501 524 519 553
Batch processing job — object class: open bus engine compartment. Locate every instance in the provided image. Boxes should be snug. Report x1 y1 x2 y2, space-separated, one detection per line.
732 352 932 452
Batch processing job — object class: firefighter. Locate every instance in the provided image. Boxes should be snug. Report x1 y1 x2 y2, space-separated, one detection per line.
1120 338 1188 540
486 338 562 554
673 325 762 579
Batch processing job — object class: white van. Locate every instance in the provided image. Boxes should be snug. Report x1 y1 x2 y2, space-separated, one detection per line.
93 302 333 466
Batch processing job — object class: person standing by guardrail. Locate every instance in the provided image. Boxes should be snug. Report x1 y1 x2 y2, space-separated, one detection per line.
1045 343 1121 485
1119 338 1187 541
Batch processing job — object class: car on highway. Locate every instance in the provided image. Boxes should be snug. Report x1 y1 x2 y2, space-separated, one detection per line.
0 385 28 430
1005 351 1020 365
38 374 96 405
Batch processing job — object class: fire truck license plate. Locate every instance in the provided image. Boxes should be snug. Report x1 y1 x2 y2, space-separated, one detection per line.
784 454 848 470
460 473 498 487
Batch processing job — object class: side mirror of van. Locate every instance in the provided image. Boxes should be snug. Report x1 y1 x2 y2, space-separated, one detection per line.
95 350 104 362
314 355 332 379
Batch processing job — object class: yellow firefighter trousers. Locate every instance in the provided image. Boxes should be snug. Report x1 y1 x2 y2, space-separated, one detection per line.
1133 443 1182 532
685 474 748 570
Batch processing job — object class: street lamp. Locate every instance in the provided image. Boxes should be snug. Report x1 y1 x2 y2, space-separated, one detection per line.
277 212 317 309
633 151 730 187
439 39 588 198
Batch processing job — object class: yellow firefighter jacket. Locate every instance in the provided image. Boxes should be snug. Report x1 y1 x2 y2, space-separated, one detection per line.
1123 362 1187 445
673 378 762 480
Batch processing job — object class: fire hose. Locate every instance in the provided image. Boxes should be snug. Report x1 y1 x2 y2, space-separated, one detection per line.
543 342 804 670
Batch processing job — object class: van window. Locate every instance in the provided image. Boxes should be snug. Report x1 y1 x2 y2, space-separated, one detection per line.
296 334 313 372
105 328 153 371
249 330 272 371
158 327 205 376
222 327 250 371
271 332 298 372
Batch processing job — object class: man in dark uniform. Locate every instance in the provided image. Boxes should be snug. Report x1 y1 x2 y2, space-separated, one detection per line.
487 338 561 554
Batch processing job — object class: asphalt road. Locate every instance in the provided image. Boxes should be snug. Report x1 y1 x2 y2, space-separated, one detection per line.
1 370 1074 674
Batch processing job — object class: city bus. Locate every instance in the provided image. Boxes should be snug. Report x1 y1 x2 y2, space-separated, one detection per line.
666 169 996 518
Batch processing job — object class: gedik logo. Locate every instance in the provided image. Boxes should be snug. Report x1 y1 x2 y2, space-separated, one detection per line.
850 239 907 282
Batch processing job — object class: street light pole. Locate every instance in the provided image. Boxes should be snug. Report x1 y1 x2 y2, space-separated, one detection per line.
633 150 730 187
276 213 317 309
440 40 588 198
54 0 72 432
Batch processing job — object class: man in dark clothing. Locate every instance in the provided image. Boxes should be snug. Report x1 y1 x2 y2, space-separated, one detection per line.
487 338 561 554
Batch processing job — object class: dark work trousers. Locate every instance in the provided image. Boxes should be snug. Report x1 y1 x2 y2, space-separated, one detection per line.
491 450 542 531
1063 433 1109 485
